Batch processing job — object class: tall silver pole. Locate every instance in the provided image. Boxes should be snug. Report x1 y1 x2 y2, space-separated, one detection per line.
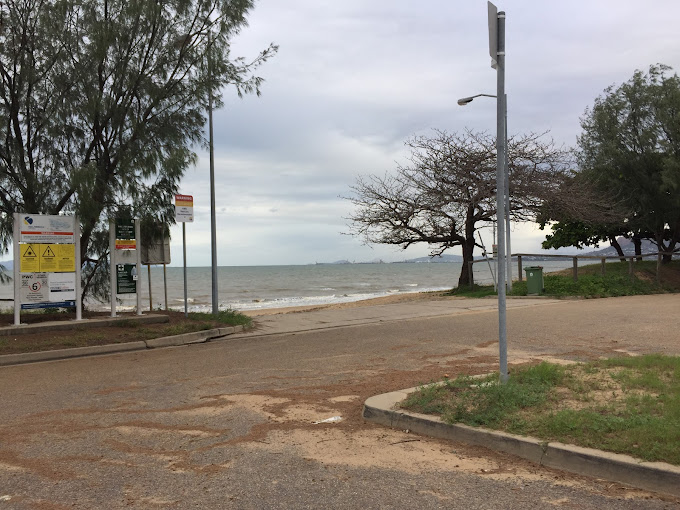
208 37 219 315
504 94 512 292
495 9 508 383
183 222 188 317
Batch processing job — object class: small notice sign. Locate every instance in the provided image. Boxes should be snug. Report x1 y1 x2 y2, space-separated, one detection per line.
175 194 194 223
20 244 40 272
115 218 135 240
48 273 76 302
116 264 138 294
19 214 75 244
20 272 49 305
39 244 76 272
115 239 137 250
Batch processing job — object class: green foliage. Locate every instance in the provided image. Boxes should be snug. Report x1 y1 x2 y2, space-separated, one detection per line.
402 356 680 465
463 261 680 298
543 65 680 256
0 0 277 301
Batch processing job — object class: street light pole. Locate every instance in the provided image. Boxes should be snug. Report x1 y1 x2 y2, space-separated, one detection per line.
208 35 219 315
493 5 508 383
504 94 512 292
456 3 509 383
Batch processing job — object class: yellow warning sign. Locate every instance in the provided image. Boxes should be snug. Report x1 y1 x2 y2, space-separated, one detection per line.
39 244 75 272
20 243 76 272
20 244 40 272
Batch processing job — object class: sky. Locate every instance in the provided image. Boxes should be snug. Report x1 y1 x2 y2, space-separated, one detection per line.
170 0 680 267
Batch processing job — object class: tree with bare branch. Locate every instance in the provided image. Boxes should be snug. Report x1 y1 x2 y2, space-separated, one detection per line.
345 129 571 287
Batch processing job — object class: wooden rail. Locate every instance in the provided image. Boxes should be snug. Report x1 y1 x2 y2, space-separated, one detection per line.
468 251 676 288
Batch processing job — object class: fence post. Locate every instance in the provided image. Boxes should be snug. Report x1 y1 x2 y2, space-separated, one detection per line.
601 257 606 276
517 255 523 281
628 256 634 280
572 257 578 282
468 261 474 289
657 253 662 284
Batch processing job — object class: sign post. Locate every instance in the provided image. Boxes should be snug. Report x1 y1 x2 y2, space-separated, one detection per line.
110 218 141 317
175 194 194 317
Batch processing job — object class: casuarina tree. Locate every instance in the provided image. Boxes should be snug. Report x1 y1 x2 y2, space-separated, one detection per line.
0 0 277 301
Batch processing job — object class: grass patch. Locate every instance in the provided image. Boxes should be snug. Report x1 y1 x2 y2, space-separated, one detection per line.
450 260 680 298
188 309 253 328
401 355 680 465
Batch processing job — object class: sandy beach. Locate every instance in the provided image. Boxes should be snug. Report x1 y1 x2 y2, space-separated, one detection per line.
241 290 461 316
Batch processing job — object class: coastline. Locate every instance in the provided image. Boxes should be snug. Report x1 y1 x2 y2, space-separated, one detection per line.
241 290 457 316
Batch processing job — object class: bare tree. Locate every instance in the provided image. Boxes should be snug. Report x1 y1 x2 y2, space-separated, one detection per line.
346 130 571 288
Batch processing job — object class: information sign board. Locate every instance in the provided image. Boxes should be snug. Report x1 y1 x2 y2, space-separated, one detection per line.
175 194 194 223
48 273 76 302
116 264 138 294
19 214 75 244
115 218 136 240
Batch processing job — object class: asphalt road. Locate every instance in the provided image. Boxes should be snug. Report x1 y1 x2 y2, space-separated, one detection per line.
1 295 679 509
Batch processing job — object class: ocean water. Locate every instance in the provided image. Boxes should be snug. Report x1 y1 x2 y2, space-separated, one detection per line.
0 259 594 313
107 259 590 312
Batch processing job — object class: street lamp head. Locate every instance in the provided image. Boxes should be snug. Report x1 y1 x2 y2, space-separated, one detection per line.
457 97 474 106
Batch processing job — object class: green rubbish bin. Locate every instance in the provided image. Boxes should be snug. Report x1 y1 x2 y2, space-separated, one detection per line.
524 266 544 295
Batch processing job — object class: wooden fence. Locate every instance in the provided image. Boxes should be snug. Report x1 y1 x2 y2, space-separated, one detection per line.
468 251 676 288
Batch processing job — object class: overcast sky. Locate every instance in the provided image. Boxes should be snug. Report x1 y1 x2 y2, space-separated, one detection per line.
171 0 680 267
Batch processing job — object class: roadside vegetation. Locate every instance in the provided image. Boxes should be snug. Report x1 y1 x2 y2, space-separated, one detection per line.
401 354 680 466
0 309 252 355
450 260 680 298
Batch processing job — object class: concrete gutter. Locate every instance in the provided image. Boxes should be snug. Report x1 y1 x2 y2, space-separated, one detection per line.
363 387 680 498
0 325 245 366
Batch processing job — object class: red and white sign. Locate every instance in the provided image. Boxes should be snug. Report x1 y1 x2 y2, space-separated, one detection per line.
20 214 75 243
175 194 194 223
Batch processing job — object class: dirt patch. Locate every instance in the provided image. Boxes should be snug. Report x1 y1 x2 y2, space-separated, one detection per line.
0 310 230 355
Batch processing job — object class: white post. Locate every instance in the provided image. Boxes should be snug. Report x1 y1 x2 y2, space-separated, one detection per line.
110 218 116 317
135 219 142 316
13 213 21 326
75 217 83 320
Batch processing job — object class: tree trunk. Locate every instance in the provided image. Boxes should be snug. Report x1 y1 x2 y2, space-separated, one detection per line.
458 238 476 288
608 236 625 261
632 234 642 261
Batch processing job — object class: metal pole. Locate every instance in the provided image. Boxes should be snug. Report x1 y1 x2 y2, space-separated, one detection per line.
162 227 168 311
183 222 188 317
495 9 508 384
504 94 512 292
208 35 219 315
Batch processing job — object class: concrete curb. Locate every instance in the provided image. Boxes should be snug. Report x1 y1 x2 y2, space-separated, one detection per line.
363 388 680 498
0 325 245 366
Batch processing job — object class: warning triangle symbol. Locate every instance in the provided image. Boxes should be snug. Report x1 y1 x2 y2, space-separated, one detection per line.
42 246 55 258
23 246 37 258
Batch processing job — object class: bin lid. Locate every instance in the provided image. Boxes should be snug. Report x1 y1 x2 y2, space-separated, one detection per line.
524 266 543 271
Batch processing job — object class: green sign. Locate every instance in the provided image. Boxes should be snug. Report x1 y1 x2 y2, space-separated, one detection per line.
115 218 135 240
116 263 137 294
